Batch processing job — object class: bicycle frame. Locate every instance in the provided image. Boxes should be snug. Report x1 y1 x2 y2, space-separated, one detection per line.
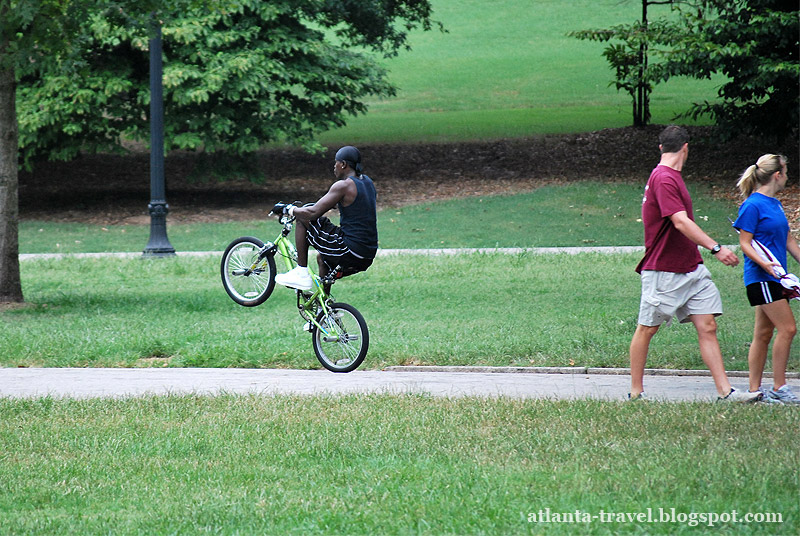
263 215 336 338
221 212 370 371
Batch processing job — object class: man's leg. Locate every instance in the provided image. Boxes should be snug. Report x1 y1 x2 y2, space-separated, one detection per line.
274 219 313 290
689 314 732 397
630 324 659 397
295 219 310 267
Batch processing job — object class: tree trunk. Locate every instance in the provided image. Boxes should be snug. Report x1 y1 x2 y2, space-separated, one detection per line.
634 0 648 127
0 50 23 303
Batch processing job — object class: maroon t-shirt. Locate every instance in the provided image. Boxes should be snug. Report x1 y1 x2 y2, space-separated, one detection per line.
635 165 703 274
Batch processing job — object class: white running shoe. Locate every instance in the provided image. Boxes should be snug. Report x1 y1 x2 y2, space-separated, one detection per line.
717 388 763 403
274 266 313 290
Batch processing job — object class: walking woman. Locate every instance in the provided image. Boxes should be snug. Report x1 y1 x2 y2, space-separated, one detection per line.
734 154 800 404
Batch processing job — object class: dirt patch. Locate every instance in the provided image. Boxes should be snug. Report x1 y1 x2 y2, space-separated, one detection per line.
19 125 799 229
0 302 34 312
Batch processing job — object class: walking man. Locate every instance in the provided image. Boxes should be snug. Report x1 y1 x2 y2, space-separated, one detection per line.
629 125 760 402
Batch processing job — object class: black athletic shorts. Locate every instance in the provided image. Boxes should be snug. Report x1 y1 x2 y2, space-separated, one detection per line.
306 216 374 276
746 281 789 306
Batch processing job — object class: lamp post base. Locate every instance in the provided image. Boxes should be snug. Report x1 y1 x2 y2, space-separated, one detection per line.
142 201 176 257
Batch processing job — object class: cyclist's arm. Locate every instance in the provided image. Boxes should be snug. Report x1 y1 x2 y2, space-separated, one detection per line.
293 180 348 222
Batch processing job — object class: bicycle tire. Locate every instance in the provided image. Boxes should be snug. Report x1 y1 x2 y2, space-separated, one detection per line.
220 236 277 306
312 302 369 373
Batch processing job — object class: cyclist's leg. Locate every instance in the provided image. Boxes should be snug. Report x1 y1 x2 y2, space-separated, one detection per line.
307 218 349 273
295 219 310 267
316 253 329 278
319 252 373 280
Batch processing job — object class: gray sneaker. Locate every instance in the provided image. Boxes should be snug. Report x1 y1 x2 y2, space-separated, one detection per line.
766 385 800 405
756 387 782 404
717 388 762 403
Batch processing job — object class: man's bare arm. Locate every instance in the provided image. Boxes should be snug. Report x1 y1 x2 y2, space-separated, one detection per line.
669 210 739 266
292 181 349 222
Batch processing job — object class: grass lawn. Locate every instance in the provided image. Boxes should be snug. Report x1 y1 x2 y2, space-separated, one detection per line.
8 194 798 534
4 0 795 531
18 182 741 254
4 251 797 373
10 182 795 371
0 395 797 535
317 0 724 144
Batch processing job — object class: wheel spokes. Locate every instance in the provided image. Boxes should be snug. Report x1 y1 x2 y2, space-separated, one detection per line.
227 245 270 300
320 312 361 362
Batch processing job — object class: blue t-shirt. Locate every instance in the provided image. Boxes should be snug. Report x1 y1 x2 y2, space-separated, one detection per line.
733 192 789 286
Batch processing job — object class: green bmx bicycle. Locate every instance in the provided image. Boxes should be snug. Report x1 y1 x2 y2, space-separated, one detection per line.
220 204 369 372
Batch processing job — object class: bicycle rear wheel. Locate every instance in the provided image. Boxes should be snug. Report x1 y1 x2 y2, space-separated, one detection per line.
221 237 276 306
312 302 369 372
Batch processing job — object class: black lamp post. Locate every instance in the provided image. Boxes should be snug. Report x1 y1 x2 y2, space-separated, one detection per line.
143 19 176 257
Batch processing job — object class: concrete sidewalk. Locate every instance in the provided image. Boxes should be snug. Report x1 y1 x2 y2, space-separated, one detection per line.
3 367 793 402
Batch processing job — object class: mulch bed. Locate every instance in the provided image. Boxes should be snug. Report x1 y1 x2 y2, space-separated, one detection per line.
19 125 798 229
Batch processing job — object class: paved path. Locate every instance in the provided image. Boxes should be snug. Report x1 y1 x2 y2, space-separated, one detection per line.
2 367 792 402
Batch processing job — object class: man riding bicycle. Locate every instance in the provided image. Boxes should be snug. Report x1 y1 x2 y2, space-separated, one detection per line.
274 146 378 290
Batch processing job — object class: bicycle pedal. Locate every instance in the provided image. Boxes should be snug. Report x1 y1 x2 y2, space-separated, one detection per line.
303 322 312 332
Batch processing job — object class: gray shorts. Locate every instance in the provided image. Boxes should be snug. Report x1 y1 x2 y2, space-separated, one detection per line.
637 264 723 327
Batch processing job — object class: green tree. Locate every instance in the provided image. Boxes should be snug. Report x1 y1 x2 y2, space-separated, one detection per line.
572 0 799 141
2 0 437 303
658 0 799 142
1 0 181 302
17 0 440 165
1 0 92 302
569 1 678 127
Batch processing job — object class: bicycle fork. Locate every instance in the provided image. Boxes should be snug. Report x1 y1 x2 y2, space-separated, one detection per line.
297 286 338 342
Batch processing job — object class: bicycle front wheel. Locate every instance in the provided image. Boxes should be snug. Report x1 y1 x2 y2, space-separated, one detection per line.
220 237 276 306
312 302 369 373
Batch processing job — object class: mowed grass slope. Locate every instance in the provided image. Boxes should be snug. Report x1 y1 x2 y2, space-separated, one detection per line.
319 0 724 144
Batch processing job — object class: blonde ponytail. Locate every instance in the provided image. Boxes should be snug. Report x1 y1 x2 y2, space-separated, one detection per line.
736 165 759 197
736 154 787 197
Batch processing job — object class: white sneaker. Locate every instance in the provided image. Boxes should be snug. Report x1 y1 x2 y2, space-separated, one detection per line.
717 388 763 403
274 266 313 290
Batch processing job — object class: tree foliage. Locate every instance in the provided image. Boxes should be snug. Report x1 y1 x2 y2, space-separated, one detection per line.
571 0 799 142
657 0 799 142
569 1 679 128
16 0 440 166
0 0 220 302
1 0 100 302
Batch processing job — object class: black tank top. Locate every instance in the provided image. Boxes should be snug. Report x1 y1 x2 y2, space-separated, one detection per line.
339 175 378 259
